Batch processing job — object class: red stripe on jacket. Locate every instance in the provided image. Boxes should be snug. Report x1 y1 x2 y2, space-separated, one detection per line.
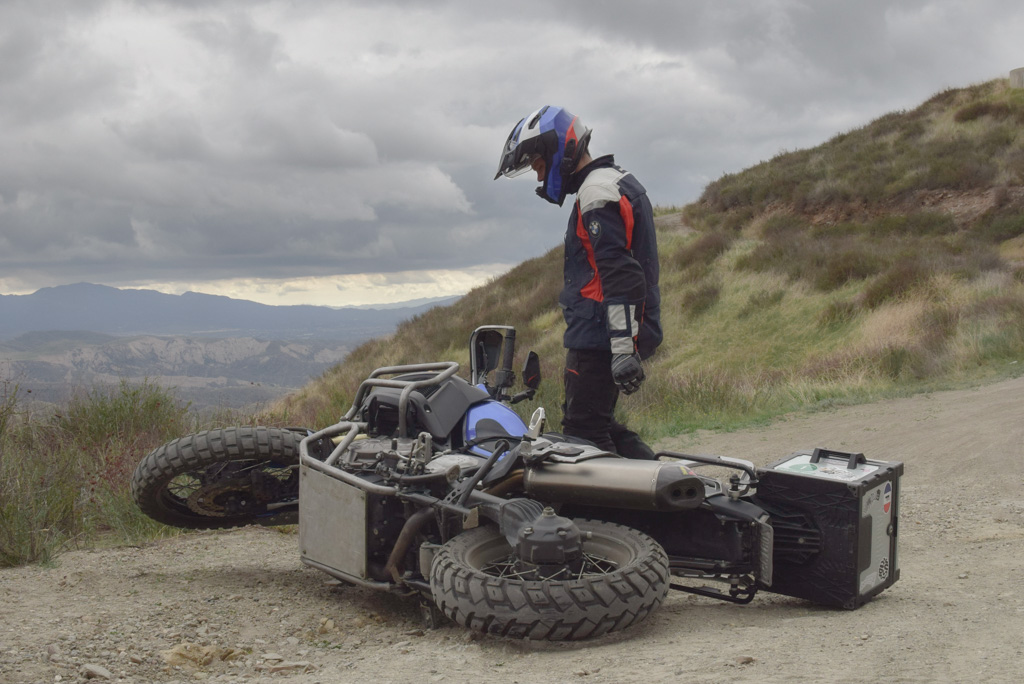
619 196 635 250
576 202 604 302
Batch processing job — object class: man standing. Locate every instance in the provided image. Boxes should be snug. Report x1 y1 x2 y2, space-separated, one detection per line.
495 106 662 459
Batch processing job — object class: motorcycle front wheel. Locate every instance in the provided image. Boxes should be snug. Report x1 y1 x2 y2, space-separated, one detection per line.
130 426 302 529
430 519 668 640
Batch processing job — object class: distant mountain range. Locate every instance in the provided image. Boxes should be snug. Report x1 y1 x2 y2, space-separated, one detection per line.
0 283 458 341
0 284 460 408
0 331 352 409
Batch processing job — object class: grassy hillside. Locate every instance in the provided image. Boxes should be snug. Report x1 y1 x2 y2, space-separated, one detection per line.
276 78 1024 439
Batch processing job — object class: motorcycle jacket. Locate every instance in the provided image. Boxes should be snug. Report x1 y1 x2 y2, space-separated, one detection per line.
559 155 662 359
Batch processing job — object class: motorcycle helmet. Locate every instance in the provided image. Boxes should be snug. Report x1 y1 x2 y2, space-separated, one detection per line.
494 106 592 206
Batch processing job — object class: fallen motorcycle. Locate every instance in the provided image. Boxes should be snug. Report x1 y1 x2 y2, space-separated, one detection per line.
131 325 902 640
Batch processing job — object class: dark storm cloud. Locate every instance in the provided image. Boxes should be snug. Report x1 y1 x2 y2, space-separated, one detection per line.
1 0 1022 298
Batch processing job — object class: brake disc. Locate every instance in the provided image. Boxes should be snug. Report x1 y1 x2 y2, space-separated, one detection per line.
186 479 252 517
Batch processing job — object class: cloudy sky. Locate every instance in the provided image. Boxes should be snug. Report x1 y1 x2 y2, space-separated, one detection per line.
1 0 1022 307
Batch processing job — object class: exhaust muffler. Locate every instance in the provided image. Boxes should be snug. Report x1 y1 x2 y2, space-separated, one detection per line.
523 457 704 511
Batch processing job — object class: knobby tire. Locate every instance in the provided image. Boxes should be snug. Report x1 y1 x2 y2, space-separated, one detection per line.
130 426 301 529
430 519 669 641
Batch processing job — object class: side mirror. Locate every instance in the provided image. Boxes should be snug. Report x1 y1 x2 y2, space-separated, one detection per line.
472 330 504 383
522 351 541 390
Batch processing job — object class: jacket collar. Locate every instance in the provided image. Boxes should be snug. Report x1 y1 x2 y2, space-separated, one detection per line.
565 154 616 197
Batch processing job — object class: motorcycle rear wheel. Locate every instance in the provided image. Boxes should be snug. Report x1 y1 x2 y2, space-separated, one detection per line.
130 426 301 529
430 519 668 640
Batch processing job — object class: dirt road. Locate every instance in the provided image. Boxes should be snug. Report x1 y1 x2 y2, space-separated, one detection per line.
2 376 1022 684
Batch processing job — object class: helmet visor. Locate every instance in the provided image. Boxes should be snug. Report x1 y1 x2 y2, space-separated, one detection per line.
499 151 541 179
495 117 535 180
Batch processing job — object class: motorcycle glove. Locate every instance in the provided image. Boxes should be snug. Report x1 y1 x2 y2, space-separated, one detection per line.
611 353 645 395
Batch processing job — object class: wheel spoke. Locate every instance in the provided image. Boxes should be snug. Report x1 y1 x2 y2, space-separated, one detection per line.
479 549 621 581
167 474 201 500
162 460 295 507
578 551 619 576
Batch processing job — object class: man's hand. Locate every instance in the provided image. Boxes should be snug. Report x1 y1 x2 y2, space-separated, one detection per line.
611 353 645 394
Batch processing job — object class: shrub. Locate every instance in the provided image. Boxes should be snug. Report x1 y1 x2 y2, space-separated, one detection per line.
979 126 1017 156
678 262 711 284
1 380 191 567
920 304 960 351
682 282 721 318
976 210 1024 243
897 119 928 141
868 110 907 138
759 214 808 239
920 155 997 191
866 213 957 237
717 207 756 233
55 380 188 450
1005 149 1024 183
877 345 919 380
738 217 889 291
954 101 1013 123
817 300 859 327
672 232 733 270
862 259 928 309
813 244 888 291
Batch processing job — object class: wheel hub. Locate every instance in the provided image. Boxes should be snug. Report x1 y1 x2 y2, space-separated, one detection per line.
186 478 254 517
514 507 584 580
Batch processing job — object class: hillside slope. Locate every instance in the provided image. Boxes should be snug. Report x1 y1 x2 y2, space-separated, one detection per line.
277 79 1024 434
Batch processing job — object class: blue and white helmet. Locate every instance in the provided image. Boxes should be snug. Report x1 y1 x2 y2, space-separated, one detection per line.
494 106 592 206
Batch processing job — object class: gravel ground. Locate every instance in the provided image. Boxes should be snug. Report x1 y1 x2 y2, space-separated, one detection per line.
2 375 1023 684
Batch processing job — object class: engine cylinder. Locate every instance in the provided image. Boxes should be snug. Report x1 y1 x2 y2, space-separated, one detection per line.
523 458 704 511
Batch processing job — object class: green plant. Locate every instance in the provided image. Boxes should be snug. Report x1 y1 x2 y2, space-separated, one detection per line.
976 209 1024 243
1 380 192 567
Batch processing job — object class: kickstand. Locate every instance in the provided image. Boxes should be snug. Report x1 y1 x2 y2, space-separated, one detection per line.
419 601 444 630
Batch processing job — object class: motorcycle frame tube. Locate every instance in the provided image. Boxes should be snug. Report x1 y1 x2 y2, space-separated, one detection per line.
300 557 403 593
302 360 463 493
383 506 436 583
300 422 398 497
301 423 497 513
342 362 461 436
457 440 510 507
